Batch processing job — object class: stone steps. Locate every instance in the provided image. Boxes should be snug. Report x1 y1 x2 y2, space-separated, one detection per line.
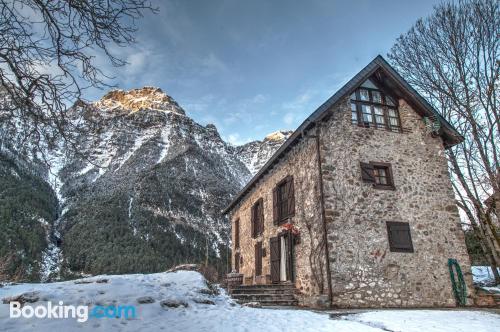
230 283 298 306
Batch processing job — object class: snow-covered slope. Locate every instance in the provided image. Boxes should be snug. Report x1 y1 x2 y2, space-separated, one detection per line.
1 270 499 332
235 130 292 175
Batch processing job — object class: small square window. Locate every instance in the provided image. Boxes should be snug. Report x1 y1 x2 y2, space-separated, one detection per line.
386 222 414 253
372 163 394 189
374 167 388 185
372 91 382 104
360 161 395 190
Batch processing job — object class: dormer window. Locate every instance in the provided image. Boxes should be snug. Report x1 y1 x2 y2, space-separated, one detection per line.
350 80 401 132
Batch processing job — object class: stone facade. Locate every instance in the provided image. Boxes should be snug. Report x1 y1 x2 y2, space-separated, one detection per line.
228 82 474 308
320 97 474 308
230 136 329 306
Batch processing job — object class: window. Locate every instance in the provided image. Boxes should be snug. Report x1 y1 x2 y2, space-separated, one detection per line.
350 80 401 132
234 219 240 249
273 176 295 224
251 198 264 238
360 161 395 190
386 222 414 253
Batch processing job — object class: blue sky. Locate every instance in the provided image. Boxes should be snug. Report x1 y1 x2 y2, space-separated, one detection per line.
88 0 443 145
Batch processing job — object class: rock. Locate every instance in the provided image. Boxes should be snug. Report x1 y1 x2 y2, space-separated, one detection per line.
96 279 108 283
197 288 216 295
160 299 188 309
137 296 155 304
2 291 40 305
167 264 199 273
242 301 261 308
74 279 93 284
192 298 215 305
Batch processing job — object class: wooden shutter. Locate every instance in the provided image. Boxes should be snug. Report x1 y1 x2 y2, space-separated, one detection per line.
234 252 240 273
258 198 264 235
251 204 256 238
287 176 295 217
255 242 262 276
234 219 240 248
360 162 375 183
386 221 414 252
270 237 280 283
272 187 279 225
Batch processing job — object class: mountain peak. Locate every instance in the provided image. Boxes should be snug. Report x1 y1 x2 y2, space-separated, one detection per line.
264 130 293 142
94 86 186 115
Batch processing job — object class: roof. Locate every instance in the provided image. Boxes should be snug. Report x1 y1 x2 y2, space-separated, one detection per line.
222 55 464 215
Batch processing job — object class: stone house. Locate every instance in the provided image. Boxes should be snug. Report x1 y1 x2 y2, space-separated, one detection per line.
223 55 475 308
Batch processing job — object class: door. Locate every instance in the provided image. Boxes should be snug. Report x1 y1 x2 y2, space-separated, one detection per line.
270 237 280 283
234 252 240 273
254 242 262 277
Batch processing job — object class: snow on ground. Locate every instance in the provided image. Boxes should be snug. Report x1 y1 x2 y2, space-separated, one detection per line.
343 310 499 332
1 270 499 332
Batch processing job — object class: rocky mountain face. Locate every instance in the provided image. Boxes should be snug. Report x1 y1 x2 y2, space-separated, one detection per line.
0 87 290 281
235 131 293 176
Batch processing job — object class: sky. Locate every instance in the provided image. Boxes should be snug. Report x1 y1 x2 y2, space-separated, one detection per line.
86 0 444 145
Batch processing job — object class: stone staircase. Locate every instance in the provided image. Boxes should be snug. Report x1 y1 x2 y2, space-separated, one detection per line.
229 283 299 306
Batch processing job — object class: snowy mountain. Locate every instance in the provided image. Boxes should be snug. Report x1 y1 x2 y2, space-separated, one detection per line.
235 130 292 176
0 86 289 282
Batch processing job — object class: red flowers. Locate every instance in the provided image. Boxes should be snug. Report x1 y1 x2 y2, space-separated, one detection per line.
281 222 300 235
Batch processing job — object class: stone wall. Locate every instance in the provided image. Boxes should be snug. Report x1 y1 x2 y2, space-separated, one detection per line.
230 137 329 306
320 97 474 308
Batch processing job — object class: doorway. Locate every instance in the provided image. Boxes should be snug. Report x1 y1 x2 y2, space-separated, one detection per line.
270 232 294 283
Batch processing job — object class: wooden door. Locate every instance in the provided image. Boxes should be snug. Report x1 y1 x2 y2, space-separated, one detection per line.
234 252 240 273
255 242 262 276
270 237 280 283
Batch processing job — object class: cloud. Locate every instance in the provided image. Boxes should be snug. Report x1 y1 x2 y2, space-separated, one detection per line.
125 50 151 75
225 133 248 145
283 112 295 125
199 53 228 76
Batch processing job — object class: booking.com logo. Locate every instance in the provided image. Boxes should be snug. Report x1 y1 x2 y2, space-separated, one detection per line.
10 301 136 323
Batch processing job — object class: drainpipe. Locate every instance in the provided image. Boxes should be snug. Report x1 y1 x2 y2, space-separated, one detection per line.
314 123 334 307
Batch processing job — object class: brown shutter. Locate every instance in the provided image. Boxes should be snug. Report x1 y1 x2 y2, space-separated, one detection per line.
360 162 375 183
234 252 240 273
251 204 256 238
272 187 278 225
270 237 280 283
255 242 262 276
259 198 264 235
234 219 240 248
287 176 295 217
386 221 414 252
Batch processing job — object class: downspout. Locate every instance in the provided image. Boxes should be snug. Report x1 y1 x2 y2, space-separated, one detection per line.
314 123 334 307
302 119 333 307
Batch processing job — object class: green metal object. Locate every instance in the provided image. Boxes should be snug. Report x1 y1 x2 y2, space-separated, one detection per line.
448 258 467 306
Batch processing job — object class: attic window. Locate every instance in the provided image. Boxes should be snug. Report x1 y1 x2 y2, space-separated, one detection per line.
350 80 401 132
